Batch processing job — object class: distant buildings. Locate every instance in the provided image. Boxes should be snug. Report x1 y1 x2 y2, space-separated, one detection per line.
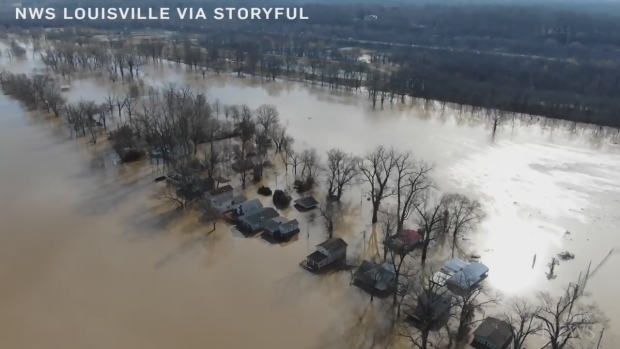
470 317 513 349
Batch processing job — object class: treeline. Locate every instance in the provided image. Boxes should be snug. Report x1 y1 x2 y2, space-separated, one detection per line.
4 2 620 60
22 27 620 128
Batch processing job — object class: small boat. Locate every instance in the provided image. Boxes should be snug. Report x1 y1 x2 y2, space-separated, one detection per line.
154 176 166 182
60 85 70 91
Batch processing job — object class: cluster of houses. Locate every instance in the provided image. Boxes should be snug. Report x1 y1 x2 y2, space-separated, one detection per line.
164 174 508 349
203 185 301 239
299 228 505 349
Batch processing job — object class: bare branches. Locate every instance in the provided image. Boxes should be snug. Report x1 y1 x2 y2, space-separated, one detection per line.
502 297 542 349
536 283 605 349
325 148 361 201
359 146 399 224
442 193 486 258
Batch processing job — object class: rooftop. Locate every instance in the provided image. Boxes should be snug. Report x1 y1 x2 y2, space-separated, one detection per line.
390 229 423 248
294 196 319 209
263 216 290 232
449 262 489 289
306 250 328 264
206 185 233 197
238 198 263 215
472 317 513 348
354 261 396 291
317 237 348 253
239 207 279 226
442 258 468 275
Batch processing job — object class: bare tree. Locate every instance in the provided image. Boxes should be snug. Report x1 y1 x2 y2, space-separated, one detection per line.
359 146 399 224
488 109 507 135
201 198 221 231
396 162 434 233
158 185 192 210
317 200 341 239
454 285 500 343
414 190 446 265
536 283 604 349
399 270 456 349
443 193 486 258
325 148 360 201
202 142 224 182
502 297 542 349
255 104 279 137
300 148 322 183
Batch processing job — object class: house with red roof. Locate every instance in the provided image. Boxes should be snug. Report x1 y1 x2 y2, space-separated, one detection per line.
386 229 424 254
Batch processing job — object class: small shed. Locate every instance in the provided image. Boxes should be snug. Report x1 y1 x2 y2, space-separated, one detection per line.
294 196 319 210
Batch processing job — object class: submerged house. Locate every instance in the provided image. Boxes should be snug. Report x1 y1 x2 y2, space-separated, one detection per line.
204 185 233 204
387 229 424 253
263 217 300 240
353 261 397 296
293 196 319 210
302 237 348 271
238 207 279 232
441 258 469 275
213 194 247 213
405 289 454 328
447 261 489 292
235 198 264 217
470 317 513 349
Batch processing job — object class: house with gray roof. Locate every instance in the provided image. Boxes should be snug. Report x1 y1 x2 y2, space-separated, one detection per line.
235 198 264 217
212 194 247 213
353 261 397 296
238 207 279 232
447 261 489 292
302 238 348 272
263 217 300 240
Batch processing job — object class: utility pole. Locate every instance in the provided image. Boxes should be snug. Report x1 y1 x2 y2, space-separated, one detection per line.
596 327 605 349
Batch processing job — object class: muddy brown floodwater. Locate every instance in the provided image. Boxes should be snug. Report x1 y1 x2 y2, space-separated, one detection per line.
1 42 620 348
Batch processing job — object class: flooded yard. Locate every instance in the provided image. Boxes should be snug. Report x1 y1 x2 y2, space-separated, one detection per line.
1 42 620 348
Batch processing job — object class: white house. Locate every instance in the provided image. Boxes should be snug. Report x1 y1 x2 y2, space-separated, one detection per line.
205 185 233 205
213 194 247 213
303 238 348 271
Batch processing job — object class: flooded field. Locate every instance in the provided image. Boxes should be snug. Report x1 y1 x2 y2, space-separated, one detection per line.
1 42 620 348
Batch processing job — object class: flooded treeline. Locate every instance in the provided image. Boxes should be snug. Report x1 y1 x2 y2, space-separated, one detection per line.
0 35 611 349
0 71 607 349
5 24 620 129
